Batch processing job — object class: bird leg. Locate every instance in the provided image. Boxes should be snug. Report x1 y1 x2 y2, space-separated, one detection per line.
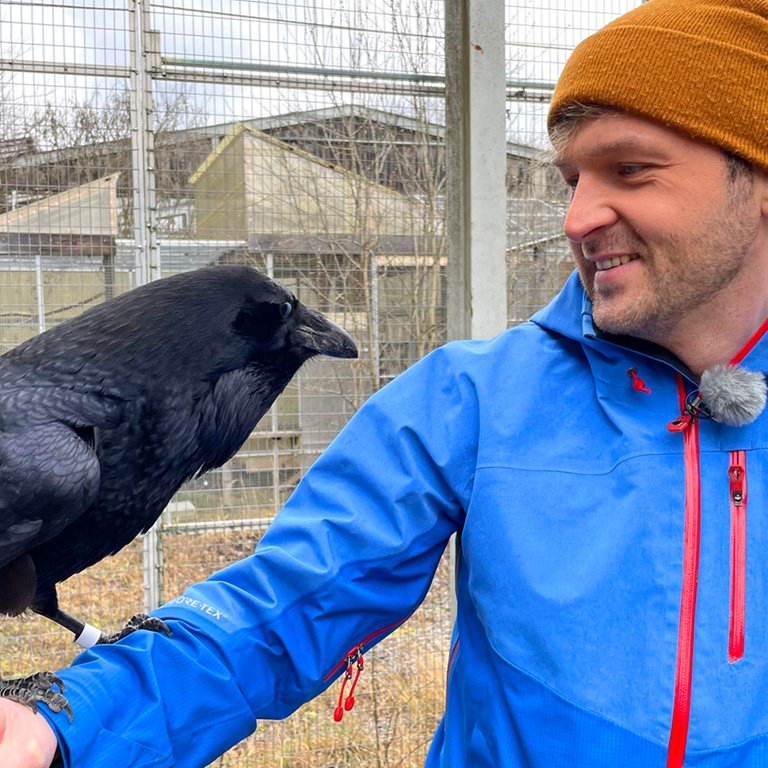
2 610 172 721
0 671 73 722
38 607 172 648
95 612 172 645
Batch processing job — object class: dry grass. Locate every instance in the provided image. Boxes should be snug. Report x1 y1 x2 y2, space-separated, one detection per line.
1 530 452 767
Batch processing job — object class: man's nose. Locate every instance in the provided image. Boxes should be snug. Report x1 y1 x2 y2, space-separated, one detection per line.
563 177 619 244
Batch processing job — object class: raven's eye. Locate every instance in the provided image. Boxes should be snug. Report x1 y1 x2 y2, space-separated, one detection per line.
280 301 293 320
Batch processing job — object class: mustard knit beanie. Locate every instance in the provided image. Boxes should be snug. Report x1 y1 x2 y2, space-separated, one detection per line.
548 0 768 170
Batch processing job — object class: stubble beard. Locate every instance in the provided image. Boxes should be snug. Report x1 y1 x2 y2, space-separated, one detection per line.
581 187 759 343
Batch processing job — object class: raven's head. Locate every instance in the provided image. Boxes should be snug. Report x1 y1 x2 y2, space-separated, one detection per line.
229 268 358 364
185 265 358 471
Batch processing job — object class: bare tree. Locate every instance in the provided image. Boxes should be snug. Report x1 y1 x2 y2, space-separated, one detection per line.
275 0 449 392
14 85 206 237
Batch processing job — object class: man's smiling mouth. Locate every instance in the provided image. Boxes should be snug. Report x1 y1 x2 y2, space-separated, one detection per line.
594 254 636 270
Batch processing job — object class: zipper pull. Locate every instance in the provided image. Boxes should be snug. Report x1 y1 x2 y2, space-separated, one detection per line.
729 460 746 506
668 392 710 432
668 411 696 432
333 644 365 722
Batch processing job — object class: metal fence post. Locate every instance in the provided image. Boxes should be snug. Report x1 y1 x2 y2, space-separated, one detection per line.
445 0 508 619
445 0 508 342
131 0 165 612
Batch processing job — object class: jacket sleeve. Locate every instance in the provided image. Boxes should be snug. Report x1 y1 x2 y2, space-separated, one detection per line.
40 343 479 768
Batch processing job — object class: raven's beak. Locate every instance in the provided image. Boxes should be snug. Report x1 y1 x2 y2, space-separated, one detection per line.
292 304 358 359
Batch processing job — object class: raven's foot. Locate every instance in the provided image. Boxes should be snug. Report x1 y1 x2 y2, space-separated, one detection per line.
0 671 73 723
95 613 172 645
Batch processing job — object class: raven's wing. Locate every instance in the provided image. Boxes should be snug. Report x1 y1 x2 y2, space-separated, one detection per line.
0 383 123 568
0 422 102 569
1 381 123 431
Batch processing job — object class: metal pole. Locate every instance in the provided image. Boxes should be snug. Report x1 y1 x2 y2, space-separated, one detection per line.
369 251 381 391
266 254 281 510
444 0 508 618
445 0 508 342
132 0 164 612
34 253 45 333
130 0 161 287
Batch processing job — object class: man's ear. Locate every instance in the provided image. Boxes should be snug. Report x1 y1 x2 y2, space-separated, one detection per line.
757 167 768 218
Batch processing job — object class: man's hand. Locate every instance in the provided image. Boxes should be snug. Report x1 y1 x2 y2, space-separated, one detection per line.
0 698 59 767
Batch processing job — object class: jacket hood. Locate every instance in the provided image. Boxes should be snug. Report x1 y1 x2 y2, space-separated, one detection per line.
530 269 594 344
528 269 689 370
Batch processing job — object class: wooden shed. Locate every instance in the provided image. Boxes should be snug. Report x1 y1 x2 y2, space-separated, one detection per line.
0 174 121 349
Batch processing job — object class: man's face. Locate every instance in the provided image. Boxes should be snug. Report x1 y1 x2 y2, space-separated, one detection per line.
554 112 764 349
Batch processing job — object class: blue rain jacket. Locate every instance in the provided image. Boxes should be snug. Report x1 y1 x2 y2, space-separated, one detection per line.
43 271 768 766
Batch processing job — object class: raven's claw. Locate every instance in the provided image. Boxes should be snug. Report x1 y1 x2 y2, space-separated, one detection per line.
96 612 172 644
0 671 73 722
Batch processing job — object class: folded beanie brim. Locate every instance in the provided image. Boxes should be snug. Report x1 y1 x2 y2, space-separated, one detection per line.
549 0 768 169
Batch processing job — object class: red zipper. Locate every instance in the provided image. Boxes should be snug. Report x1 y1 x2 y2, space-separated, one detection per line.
666 375 702 768
662 330 765 763
332 644 365 722
729 450 747 663
324 619 407 722
447 638 460 684
724 340 755 661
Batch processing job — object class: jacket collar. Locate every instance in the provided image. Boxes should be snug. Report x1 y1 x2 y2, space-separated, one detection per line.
531 269 768 383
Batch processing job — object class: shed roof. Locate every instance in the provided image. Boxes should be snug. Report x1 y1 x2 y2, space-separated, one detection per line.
0 174 119 236
191 123 439 247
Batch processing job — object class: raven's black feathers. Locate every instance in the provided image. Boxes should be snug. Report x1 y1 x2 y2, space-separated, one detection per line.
0 264 357 629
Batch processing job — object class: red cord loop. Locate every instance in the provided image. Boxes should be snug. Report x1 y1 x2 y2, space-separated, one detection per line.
628 367 652 394
333 646 365 722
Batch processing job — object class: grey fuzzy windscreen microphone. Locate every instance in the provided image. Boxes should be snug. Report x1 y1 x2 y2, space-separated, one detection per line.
699 364 768 427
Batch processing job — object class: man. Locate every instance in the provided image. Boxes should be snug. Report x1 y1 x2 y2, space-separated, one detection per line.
4 0 768 765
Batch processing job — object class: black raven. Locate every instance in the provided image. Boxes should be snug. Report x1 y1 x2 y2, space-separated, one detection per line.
0 264 357 716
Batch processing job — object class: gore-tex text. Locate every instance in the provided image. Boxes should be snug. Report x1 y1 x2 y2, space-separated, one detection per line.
171 596 227 620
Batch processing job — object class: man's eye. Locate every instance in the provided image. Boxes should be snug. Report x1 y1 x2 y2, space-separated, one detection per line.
618 164 648 177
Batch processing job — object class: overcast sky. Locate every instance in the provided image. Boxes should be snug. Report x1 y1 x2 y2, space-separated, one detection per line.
0 0 639 144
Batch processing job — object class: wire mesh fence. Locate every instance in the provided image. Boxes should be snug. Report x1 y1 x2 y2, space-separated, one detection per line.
0 1 640 765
